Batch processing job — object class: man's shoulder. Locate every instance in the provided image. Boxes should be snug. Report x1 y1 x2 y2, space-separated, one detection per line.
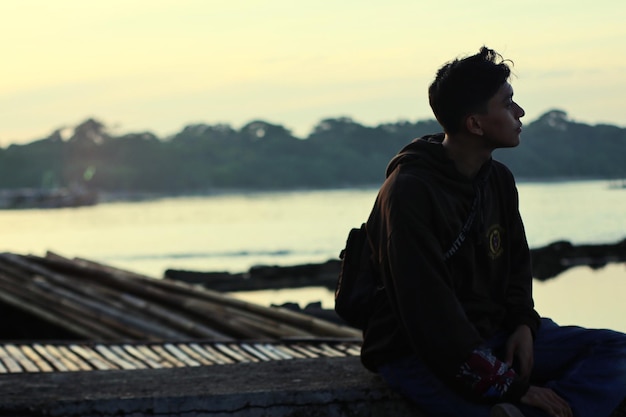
383 166 432 195
374 170 431 215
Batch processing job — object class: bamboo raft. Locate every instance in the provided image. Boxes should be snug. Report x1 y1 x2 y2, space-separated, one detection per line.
0 251 361 342
0 339 361 374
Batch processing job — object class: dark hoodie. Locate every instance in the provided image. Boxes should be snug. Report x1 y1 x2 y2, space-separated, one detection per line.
360 134 540 401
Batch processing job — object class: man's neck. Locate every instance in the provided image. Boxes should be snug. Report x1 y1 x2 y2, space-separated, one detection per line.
441 133 493 179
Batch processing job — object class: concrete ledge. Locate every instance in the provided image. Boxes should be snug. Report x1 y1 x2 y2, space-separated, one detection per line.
1 356 624 417
0 356 423 417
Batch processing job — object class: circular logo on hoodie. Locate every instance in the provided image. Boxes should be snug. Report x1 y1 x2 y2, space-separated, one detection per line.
486 225 504 259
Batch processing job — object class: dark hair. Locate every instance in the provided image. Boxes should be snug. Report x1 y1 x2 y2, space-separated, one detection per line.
428 46 511 134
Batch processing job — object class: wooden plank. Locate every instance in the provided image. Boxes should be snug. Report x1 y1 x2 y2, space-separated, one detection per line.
176 344 213 366
122 345 167 369
186 343 218 365
189 343 232 365
287 344 319 359
214 343 254 363
0 341 362 375
69 345 117 371
54 345 92 371
252 343 285 361
272 344 307 359
0 346 23 373
215 343 260 362
150 345 186 368
4 345 39 372
0 357 21 373
109 346 148 370
19 345 54 372
134 345 174 368
163 344 201 367
318 343 347 357
239 343 271 362
301 344 330 357
32 344 71 372
228 343 263 363
94 345 138 370
259 343 293 360
337 343 361 357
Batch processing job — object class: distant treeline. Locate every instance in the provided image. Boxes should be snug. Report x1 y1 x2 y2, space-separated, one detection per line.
1 109 625 194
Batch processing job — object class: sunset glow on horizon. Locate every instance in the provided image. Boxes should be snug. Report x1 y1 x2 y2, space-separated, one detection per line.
1 0 625 145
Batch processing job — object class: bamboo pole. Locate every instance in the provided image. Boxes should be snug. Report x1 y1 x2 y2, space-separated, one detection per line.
2 252 362 340
146 277 362 338
42 253 315 339
116 292 231 340
0 273 121 340
31 277 187 340
30 254 280 339
69 254 362 338
0 253 229 340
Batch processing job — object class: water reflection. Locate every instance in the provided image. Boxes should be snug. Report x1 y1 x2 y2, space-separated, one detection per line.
533 263 626 333
231 263 626 335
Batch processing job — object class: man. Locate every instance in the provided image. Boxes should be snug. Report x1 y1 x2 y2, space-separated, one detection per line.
360 47 626 417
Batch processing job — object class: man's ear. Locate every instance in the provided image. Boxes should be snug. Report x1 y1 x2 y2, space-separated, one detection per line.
465 114 483 136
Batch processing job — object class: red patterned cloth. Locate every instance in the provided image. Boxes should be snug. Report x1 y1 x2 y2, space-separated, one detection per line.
456 348 517 400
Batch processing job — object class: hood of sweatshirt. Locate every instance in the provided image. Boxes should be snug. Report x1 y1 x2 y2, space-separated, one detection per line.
385 133 494 243
385 133 493 186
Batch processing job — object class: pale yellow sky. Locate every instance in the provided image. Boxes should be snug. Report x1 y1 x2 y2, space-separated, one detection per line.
1 0 625 145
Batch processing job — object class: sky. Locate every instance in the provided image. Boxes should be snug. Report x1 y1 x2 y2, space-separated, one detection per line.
1 0 625 146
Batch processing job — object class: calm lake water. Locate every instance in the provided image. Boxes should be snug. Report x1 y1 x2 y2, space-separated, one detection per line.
1 180 625 332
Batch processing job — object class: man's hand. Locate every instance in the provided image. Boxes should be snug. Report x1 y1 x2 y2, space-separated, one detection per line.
521 386 572 417
505 324 534 379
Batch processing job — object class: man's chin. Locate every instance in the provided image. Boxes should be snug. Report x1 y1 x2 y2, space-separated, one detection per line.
508 135 521 148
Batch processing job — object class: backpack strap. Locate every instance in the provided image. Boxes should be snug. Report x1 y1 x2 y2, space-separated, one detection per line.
443 191 479 260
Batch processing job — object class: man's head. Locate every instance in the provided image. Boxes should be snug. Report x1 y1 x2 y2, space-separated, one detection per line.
428 47 513 135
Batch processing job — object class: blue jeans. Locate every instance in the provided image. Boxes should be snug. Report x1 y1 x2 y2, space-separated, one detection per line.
378 318 626 417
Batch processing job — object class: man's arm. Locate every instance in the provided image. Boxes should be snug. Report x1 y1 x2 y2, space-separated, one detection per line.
503 185 541 335
382 205 484 376
505 324 534 378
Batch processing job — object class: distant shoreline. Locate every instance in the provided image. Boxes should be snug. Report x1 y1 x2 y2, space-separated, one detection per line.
93 178 621 203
